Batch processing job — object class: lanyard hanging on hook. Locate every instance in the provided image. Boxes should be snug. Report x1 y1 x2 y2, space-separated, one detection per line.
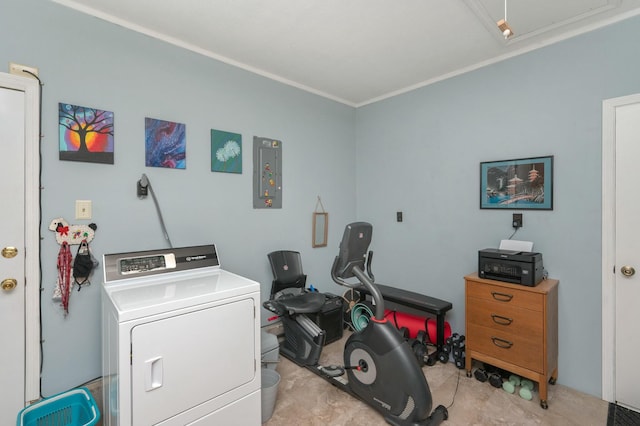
55 242 73 315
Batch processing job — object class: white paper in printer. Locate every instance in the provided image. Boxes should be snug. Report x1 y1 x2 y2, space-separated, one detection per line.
499 239 534 252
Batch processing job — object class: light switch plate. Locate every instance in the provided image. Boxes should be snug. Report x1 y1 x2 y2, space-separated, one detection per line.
75 200 92 220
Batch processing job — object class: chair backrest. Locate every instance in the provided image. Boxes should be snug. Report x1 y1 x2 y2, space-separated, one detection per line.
267 250 307 297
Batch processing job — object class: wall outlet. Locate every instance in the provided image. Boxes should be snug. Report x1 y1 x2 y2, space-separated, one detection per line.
9 62 39 78
512 213 523 228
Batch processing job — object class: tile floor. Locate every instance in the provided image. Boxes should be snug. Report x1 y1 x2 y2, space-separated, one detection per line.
263 332 609 426
84 330 609 425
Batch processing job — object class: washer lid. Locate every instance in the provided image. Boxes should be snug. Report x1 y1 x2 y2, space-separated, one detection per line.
104 268 259 321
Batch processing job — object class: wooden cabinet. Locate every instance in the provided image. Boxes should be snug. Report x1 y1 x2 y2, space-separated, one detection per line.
464 273 558 409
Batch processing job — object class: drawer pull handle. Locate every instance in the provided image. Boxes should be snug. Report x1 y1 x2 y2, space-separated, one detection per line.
491 291 513 302
491 337 513 349
491 314 513 325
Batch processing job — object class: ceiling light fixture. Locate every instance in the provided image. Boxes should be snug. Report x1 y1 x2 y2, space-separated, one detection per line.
497 0 514 39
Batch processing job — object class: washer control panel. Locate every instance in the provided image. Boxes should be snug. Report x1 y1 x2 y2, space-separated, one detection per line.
119 254 176 275
104 245 219 283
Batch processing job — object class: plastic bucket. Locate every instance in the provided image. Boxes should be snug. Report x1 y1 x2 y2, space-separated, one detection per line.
261 368 280 423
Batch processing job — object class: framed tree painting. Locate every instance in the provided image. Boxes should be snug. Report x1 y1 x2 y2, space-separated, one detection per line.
59 103 114 164
480 155 553 210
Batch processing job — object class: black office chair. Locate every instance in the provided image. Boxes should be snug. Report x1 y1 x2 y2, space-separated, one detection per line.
264 250 326 365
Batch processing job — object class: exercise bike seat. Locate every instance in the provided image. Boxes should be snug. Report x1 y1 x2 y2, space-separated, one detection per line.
265 250 327 366
265 289 326 315
265 250 327 315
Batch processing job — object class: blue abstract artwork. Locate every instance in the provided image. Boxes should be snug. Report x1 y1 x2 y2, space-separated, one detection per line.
145 117 186 169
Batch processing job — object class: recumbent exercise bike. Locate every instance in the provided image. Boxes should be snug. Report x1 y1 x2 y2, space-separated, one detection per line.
264 222 447 426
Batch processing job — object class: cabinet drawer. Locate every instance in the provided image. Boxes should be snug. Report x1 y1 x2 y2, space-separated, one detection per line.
467 323 543 373
466 297 543 338
466 281 543 311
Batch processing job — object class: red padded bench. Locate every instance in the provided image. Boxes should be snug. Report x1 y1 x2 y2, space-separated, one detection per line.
356 283 453 365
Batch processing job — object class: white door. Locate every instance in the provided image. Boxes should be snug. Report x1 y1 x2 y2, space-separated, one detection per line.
0 85 27 422
0 73 40 423
614 99 640 412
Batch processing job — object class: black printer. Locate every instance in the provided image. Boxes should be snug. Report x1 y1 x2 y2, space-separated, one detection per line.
478 248 543 287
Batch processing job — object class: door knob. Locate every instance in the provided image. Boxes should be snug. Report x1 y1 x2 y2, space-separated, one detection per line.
1 278 17 291
621 266 636 277
2 247 18 258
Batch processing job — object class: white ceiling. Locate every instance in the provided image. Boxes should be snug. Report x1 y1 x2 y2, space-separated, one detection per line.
53 0 640 107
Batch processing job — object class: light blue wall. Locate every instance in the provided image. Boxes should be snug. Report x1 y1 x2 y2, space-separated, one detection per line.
4 0 640 400
355 16 640 397
1 0 356 396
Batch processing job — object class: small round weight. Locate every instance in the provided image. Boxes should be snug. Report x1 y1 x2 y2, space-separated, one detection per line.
520 379 534 391
519 387 533 401
502 381 515 394
508 374 521 387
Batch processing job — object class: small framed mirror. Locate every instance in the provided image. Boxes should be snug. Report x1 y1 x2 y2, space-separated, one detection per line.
312 212 328 248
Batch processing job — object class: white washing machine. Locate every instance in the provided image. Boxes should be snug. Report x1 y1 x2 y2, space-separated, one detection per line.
102 245 261 426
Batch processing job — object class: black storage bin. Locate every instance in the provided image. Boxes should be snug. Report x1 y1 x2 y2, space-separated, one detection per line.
309 293 344 345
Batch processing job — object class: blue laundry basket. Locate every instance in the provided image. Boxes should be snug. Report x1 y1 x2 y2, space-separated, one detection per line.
17 387 100 426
